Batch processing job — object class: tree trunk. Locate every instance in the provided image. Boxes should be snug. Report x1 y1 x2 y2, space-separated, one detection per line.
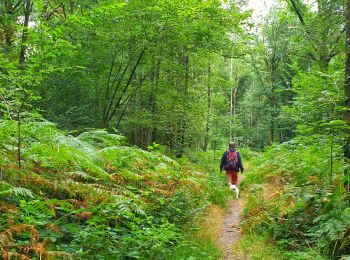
229 58 233 140
148 59 160 146
289 0 305 25
175 53 189 157
203 61 211 151
269 54 277 145
269 112 275 144
103 49 145 128
19 0 32 66
344 0 350 190
17 110 21 168
233 67 239 141
16 0 32 168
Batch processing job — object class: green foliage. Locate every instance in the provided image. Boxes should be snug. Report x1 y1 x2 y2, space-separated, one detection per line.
0 121 229 258
166 237 222 260
77 130 127 148
204 173 233 208
0 0 347 258
234 234 283 260
240 136 348 259
0 181 33 198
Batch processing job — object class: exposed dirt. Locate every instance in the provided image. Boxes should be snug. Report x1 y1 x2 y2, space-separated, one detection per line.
219 176 244 260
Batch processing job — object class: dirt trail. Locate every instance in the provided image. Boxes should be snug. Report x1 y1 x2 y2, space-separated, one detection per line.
219 176 244 260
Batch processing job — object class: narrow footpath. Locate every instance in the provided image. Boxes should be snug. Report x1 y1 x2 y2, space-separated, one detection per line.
218 176 244 260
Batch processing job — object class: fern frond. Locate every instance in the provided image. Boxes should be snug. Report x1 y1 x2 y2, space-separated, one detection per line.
78 129 127 148
88 183 135 197
65 171 99 182
0 181 33 198
57 135 95 155
24 143 112 182
152 188 174 197
0 232 12 248
0 187 34 198
0 250 29 260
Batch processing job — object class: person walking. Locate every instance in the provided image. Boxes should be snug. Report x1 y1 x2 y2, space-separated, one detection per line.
220 142 244 197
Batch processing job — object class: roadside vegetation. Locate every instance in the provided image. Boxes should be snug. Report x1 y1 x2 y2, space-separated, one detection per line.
0 120 233 259
239 138 348 260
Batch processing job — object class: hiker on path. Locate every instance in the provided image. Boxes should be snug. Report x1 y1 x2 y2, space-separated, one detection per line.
220 142 244 195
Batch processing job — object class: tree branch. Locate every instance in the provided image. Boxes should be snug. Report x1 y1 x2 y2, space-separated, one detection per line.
289 0 305 25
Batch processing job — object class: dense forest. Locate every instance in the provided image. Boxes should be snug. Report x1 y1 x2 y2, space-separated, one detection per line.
0 0 349 259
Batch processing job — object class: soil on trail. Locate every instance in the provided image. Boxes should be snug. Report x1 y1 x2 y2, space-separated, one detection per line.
219 177 244 260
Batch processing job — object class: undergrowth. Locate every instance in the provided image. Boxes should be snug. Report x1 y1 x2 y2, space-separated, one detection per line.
0 120 230 259
165 204 224 260
239 137 349 260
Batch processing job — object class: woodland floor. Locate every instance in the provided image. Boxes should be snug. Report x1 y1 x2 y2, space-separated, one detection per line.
219 176 244 260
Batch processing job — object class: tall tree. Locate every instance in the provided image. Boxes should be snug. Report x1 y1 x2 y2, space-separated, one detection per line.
345 0 350 186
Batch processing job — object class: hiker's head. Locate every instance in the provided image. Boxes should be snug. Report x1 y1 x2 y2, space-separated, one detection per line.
229 142 236 148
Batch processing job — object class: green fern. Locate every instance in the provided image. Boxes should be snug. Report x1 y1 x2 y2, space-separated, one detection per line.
0 181 33 198
77 129 127 148
24 143 112 181
65 171 99 182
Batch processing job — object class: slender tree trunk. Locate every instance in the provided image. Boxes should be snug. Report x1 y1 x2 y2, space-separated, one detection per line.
229 58 233 140
16 0 32 168
203 61 211 151
270 112 275 144
250 109 253 130
133 93 139 145
139 71 145 148
233 67 239 141
289 0 305 25
344 0 350 190
103 49 145 128
183 54 189 95
19 0 32 66
94 68 100 121
175 53 189 157
17 110 21 168
148 59 160 146
269 58 277 145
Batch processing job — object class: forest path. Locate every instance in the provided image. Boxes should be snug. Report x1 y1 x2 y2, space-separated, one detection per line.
218 175 244 260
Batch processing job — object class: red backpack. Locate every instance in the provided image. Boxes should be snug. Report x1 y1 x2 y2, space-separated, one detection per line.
226 150 238 170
